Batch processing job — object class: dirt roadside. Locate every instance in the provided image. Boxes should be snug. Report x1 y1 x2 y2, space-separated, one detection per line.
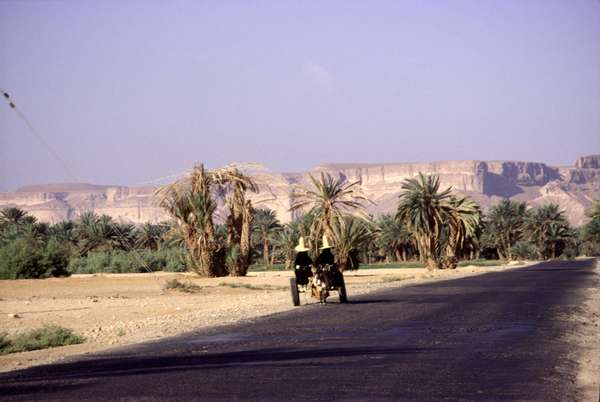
0 263 530 373
566 260 600 402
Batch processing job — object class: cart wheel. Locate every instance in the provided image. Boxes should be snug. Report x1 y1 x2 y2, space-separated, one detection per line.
290 278 300 306
338 275 348 303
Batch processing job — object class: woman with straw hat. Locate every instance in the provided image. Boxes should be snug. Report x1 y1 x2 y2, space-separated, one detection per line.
316 235 335 267
293 237 313 286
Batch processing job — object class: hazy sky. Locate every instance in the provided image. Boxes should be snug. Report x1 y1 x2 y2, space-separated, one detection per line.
1 0 599 191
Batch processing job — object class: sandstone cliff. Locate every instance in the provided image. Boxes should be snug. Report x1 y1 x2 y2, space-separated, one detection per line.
1 155 599 226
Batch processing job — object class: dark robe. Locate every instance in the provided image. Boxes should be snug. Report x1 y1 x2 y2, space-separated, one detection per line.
316 248 335 266
293 251 313 285
294 251 312 267
316 248 343 288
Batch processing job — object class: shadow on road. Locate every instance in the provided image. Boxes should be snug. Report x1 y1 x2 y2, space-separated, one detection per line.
0 345 436 397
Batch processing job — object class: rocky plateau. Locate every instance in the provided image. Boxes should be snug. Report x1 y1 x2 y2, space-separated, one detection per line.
1 155 599 226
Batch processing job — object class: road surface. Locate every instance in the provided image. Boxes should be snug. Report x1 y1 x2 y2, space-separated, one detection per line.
1 259 597 401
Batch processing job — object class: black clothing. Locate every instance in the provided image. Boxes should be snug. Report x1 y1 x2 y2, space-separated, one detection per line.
316 248 343 288
316 249 335 266
293 251 313 285
294 252 312 267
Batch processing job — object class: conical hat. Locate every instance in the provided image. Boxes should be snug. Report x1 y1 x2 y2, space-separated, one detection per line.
319 235 333 250
294 236 309 252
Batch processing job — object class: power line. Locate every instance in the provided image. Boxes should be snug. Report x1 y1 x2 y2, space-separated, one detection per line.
1 88 78 182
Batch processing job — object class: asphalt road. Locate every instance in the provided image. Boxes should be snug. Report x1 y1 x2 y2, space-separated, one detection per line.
1 259 597 401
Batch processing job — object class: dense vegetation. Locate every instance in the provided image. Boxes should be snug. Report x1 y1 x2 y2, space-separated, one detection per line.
0 207 186 279
1 171 598 279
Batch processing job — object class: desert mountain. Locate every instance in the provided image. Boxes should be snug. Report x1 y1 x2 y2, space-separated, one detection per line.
1 155 599 226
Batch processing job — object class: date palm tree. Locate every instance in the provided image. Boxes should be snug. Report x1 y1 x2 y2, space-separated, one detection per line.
49 221 75 244
72 212 135 255
0 207 29 226
330 215 376 271
211 165 258 276
155 165 224 276
290 172 371 253
273 224 299 270
396 173 453 269
135 222 169 251
486 199 528 261
375 214 413 262
156 164 259 277
252 208 281 264
73 212 102 255
526 204 571 259
441 196 481 268
587 199 600 221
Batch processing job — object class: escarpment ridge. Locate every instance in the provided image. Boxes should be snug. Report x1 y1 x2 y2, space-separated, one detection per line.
2 155 599 226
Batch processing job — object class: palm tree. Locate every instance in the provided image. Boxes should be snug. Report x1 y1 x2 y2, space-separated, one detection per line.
581 217 600 256
49 221 75 243
273 224 299 269
587 199 600 221
72 212 134 255
252 208 281 264
486 199 527 261
526 204 571 259
330 216 375 271
156 164 259 277
442 196 481 268
0 207 30 226
375 214 413 262
155 165 224 277
135 222 169 250
396 173 453 269
73 211 102 255
111 221 136 251
290 172 371 253
211 165 259 276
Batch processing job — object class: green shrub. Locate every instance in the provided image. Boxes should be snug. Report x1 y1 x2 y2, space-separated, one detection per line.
560 245 578 260
512 241 540 260
0 325 85 355
68 248 188 274
163 249 187 272
0 238 70 279
163 279 200 293
457 259 506 267
0 333 10 350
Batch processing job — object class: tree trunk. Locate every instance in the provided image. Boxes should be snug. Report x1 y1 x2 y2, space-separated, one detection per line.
263 239 269 265
231 200 253 276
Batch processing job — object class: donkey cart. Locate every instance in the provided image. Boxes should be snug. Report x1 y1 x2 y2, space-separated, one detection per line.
289 263 348 306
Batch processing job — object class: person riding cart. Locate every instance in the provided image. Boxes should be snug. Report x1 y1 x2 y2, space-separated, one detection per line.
293 237 313 286
312 235 346 303
289 235 348 306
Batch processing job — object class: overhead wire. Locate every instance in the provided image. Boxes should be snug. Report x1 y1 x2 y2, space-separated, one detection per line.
2 88 160 278
1 88 78 182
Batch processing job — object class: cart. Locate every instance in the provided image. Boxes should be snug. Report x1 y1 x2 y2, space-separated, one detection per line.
290 263 348 306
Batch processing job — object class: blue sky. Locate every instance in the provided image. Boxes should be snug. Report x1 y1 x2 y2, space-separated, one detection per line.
1 0 599 190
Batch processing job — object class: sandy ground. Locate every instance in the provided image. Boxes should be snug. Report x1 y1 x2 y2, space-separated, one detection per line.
566 260 600 401
0 262 545 374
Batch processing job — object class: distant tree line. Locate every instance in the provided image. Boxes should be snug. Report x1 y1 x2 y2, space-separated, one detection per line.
1 170 598 279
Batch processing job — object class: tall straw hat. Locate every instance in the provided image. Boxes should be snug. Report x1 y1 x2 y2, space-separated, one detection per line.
319 235 333 250
294 236 309 252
